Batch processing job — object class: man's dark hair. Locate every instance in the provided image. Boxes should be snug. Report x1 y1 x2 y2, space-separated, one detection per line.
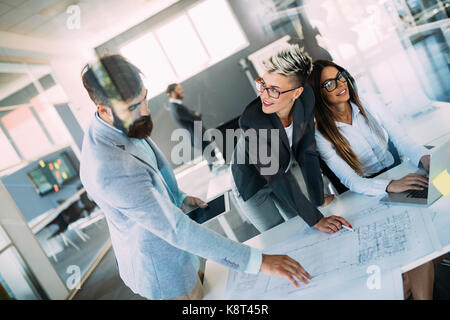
166 83 178 96
81 54 143 107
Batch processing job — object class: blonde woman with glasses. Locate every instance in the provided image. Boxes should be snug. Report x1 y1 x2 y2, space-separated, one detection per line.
231 45 346 234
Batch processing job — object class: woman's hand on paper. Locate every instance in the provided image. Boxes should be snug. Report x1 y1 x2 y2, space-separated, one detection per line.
314 215 350 234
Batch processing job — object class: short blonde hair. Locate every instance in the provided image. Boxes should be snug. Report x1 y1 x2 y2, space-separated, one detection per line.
262 44 313 86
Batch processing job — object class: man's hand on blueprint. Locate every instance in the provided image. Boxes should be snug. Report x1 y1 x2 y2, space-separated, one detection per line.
314 215 350 234
259 254 312 287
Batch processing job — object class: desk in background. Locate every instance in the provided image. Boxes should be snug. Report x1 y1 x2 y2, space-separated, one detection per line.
29 188 87 234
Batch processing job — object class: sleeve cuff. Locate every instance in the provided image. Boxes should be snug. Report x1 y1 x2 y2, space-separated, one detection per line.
177 192 188 208
371 178 391 195
244 247 263 274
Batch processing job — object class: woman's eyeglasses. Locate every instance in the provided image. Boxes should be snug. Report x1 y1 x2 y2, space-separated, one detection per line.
320 71 348 92
255 78 300 99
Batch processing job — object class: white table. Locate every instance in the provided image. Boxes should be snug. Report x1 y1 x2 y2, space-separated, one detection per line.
203 139 450 299
29 188 87 234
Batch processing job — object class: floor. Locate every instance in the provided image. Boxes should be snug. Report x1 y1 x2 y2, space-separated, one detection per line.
35 210 111 287
72 247 146 300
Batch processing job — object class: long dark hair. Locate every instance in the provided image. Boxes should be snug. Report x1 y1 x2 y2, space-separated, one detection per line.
308 60 385 175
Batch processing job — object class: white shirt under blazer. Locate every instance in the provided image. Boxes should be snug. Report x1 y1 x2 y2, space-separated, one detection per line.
315 95 429 196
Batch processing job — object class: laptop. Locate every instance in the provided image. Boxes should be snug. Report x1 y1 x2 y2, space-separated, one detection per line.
380 140 450 207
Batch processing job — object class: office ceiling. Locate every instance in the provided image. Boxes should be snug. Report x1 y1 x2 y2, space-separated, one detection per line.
0 0 178 45
0 72 29 103
0 72 25 90
0 72 23 84
0 0 179 100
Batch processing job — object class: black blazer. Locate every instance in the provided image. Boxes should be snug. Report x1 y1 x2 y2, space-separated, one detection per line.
231 85 324 227
169 102 201 131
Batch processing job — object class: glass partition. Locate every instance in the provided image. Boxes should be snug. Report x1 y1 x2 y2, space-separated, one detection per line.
0 60 111 297
0 246 46 300
0 225 10 251
33 196 111 289
266 0 450 120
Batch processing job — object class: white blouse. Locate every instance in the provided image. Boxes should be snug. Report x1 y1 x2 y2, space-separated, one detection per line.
315 95 429 196
284 122 294 148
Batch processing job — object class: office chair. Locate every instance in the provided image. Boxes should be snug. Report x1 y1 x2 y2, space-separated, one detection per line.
47 201 87 250
434 252 450 299
79 192 98 215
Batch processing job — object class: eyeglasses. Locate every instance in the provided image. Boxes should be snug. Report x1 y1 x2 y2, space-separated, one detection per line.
255 78 300 99
320 71 348 92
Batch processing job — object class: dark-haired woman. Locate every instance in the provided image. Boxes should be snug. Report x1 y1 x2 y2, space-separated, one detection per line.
309 60 430 196
308 59 433 300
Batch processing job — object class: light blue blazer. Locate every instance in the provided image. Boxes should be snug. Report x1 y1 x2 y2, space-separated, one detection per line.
80 115 253 299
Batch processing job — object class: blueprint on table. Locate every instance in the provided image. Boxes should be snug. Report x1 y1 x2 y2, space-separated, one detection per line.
430 209 450 247
225 203 441 299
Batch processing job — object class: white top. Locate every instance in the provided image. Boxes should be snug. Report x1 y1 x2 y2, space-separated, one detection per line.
284 122 294 147
169 98 183 105
315 95 429 196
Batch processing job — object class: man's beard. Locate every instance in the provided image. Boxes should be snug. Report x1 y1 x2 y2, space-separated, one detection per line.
127 115 154 139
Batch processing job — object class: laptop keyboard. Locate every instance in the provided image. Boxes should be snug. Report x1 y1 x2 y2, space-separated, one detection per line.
407 187 428 199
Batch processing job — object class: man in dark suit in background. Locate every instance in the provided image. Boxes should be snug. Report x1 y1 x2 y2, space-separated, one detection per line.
166 83 220 170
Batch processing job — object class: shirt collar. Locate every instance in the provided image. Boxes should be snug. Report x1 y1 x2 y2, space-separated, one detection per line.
169 98 183 105
95 112 125 135
335 101 360 128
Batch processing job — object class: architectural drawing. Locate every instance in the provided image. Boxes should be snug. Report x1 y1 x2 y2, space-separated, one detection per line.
226 203 440 299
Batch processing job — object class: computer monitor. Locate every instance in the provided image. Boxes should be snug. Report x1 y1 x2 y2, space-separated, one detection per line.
27 166 56 196
47 152 77 186
27 152 78 196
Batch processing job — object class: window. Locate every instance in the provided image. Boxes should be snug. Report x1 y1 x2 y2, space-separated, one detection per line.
30 93 72 147
0 67 75 171
188 0 248 61
0 128 21 170
156 15 210 79
1 107 53 160
121 32 177 96
120 0 249 98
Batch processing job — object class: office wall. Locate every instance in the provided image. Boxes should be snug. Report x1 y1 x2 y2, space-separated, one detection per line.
54 103 84 151
0 147 81 223
0 78 40 108
95 0 287 167
0 73 85 153
49 54 98 132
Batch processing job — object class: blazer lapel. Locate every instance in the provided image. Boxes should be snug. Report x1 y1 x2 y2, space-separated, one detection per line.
144 138 169 170
121 140 159 172
291 98 306 155
92 114 159 172
91 114 179 203
268 113 291 153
